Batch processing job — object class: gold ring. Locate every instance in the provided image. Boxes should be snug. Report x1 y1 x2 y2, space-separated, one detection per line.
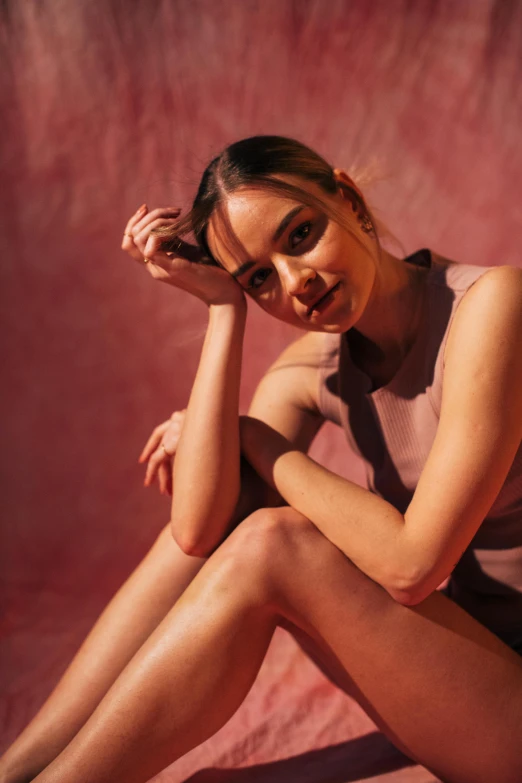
143 257 151 265
160 443 171 456
124 232 133 238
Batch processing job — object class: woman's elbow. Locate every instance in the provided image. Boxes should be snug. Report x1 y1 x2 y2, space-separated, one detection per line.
386 572 436 606
384 563 432 606
169 511 234 558
169 517 210 558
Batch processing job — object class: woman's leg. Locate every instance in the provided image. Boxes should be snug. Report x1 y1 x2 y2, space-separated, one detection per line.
29 506 522 783
0 523 207 782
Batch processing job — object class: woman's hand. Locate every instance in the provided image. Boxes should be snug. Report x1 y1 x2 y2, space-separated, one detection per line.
138 409 187 495
122 204 245 307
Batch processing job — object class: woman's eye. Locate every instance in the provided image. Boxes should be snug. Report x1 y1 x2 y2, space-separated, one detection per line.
290 221 312 248
247 267 272 290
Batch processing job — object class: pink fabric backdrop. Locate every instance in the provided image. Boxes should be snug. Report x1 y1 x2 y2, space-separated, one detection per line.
1 1 521 780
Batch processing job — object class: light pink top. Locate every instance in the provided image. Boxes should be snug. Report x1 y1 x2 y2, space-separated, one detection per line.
317 250 522 633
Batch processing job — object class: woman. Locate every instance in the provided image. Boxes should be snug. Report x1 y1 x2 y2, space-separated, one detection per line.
2 135 522 783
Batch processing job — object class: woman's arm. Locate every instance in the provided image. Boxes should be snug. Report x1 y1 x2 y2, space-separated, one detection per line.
123 205 259 555
170 302 247 556
190 331 327 555
241 266 522 606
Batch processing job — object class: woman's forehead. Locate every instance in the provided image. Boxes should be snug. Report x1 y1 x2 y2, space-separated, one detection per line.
216 187 300 230
206 189 299 266
206 182 322 268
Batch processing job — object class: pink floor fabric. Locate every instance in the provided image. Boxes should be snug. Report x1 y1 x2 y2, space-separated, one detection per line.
2 1 522 780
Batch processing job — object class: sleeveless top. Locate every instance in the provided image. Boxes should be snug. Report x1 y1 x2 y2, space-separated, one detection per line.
317 249 522 634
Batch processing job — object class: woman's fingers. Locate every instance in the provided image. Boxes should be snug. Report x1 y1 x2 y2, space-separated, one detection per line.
133 217 181 257
133 206 181 236
138 421 171 463
166 467 173 496
145 450 174 494
122 205 149 260
144 448 166 487
157 461 171 495
123 204 148 236
122 206 181 264
139 411 185 493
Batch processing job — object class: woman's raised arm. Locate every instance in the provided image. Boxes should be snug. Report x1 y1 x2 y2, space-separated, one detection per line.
169 301 247 555
123 204 254 555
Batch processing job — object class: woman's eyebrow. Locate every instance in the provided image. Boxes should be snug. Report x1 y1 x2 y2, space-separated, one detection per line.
231 260 256 280
272 205 305 243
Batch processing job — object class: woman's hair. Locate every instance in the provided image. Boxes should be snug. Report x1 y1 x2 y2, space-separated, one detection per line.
153 135 385 263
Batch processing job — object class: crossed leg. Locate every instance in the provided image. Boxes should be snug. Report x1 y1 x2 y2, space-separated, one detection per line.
7 506 522 783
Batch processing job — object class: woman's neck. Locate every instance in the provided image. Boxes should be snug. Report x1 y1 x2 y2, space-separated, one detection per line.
347 249 429 383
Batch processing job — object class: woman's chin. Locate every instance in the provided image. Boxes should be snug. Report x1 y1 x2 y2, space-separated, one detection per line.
319 322 346 333
313 308 357 334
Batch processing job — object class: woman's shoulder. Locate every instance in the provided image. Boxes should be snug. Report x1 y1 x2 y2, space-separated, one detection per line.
442 262 522 353
265 331 338 417
425 257 522 414
273 329 335 367
428 251 515 293
427 252 522 339
424 253 518 362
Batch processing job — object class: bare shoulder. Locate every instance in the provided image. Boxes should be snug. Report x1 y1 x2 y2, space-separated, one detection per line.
445 264 522 359
260 330 327 413
269 329 327 366
457 263 522 303
458 263 522 304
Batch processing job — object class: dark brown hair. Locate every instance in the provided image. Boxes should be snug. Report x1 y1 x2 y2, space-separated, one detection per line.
153 135 381 262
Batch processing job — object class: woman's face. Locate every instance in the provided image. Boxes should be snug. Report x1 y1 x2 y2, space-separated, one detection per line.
205 175 379 333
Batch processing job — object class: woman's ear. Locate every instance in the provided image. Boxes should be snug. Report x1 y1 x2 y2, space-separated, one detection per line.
333 168 355 188
333 168 365 212
333 168 376 237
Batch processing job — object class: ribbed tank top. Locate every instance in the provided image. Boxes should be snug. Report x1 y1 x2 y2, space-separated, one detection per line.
317 249 522 633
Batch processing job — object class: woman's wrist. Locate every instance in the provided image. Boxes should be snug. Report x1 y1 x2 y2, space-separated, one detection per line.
208 296 247 320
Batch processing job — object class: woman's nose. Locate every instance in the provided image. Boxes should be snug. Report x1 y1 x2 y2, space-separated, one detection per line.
279 260 316 296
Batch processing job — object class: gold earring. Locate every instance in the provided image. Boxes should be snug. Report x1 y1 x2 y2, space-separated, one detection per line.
359 214 374 234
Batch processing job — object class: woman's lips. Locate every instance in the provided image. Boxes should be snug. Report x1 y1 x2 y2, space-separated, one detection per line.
307 282 341 317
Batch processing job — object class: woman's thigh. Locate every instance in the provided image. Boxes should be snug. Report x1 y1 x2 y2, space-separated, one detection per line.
241 506 522 782
277 615 358 696
439 580 522 659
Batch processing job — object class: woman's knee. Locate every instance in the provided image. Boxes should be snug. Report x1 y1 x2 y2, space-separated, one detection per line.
228 505 388 615
225 505 314 561
215 506 323 599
